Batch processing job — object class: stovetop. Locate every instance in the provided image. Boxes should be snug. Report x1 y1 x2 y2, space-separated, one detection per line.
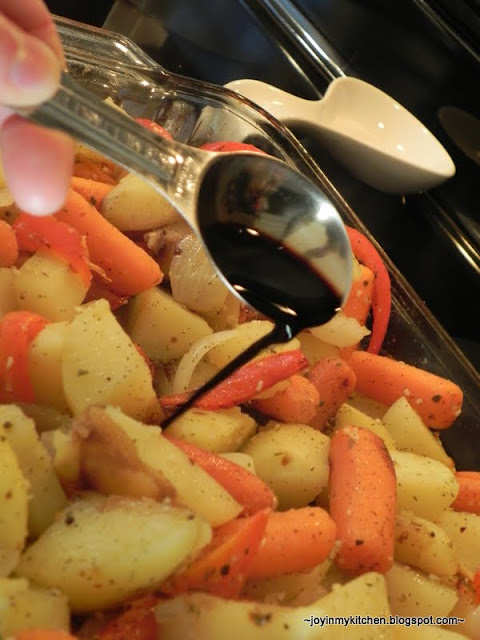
48 0 480 371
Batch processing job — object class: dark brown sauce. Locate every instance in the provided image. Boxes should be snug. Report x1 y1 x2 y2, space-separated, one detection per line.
161 223 341 427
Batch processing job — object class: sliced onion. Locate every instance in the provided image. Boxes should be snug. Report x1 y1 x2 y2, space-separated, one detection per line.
310 310 370 347
172 329 238 393
170 234 230 315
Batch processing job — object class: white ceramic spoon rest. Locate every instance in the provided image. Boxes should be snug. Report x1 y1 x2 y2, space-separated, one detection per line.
225 76 456 194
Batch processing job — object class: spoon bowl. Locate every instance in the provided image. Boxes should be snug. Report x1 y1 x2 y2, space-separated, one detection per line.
225 76 456 194
17 72 352 334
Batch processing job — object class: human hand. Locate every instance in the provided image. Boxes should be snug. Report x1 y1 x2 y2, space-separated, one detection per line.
0 0 73 215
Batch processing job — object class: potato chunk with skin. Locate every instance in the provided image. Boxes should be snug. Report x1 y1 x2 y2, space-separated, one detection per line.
242 423 330 510
62 299 158 421
74 405 242 526
16 494 212 612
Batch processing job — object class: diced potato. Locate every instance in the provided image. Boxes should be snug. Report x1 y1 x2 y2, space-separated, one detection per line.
0 405 68 537
42 429 81 495
347 391 389 420
242 423 330 510
16 493 212 612
74 405 242 526
14 249 89 321
383 397 453 468
28 321 69 412
221 452 256 474
155 572 393 640
309 310 370 347
101 172 180 231
126 286 213 362
335 402 396 450
394 510 458 577
385 562 458 618
165 407 256 453
169 233 230 315
296 330 340 365
0 267 16 319
390 450 459 521
436 509 480 575
62 299 158 421
0 577 70 636
204 291 241 332
242 560 331 606
0 421 29 577
206 320 299 369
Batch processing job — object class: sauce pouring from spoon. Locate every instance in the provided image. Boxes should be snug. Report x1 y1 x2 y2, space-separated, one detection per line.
12 71 353 423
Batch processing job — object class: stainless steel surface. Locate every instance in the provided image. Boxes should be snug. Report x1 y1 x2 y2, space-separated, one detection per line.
17 70 352 320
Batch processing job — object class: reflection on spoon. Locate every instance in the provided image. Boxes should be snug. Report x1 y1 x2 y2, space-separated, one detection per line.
225 77 456 194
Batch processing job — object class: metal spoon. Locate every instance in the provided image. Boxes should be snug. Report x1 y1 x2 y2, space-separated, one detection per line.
15 71 352 333
225 77 456 194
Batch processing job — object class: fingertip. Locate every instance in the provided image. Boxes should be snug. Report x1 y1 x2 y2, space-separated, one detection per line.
0 14 62 107
1 117 73 215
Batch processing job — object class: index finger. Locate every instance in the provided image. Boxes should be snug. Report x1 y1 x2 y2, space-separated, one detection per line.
0 0 64 60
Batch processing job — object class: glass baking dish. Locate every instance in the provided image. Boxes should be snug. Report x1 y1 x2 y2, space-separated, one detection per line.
55 15 480 469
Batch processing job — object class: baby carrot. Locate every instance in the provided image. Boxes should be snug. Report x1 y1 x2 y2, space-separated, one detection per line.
161 509 270 598
452 471 480 514
306 357 357 431
329 425 396 576
251 374 320 424
98 594 159 640
247 507 337 579
0 219 18 267
70 176 115 209
165 436 277 515
348 350 463 429
55 189 163 296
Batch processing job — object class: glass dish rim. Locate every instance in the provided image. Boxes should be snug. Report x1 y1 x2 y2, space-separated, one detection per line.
54 14 480 465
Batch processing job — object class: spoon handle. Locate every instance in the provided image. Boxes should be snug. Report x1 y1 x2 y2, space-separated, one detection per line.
18 72 202 214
